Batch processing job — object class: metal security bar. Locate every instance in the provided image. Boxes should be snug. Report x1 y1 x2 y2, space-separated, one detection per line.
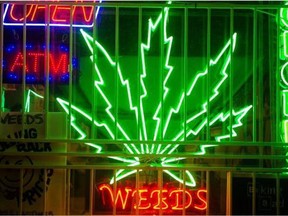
0 1 287 215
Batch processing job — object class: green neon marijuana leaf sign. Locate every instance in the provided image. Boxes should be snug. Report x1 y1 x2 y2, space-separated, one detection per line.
56 6 252 187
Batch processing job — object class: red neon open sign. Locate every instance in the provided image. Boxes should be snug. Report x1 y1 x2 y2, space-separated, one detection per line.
97 184 207 213
3 0 101 28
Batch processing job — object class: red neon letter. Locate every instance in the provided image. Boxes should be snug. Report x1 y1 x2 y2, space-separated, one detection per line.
72 1 95 23
10 52 29 72
169 189 192 210
30 5 46 21
99 184 113 206
151 189 169 210
28 52 44 72
115 188 132 210
6 1 97 27
51 5 71 23
194 189 207 210
49 53 68 74
98 184 132 210
132 189 151 210
9 4 34 21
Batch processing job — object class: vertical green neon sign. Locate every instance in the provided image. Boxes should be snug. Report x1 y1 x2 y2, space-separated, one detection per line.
280 3 288 162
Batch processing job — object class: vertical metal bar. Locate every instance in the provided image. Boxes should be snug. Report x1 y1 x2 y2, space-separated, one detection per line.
19 169 24 214
206 171 210 215
113 169 116 215
67 169 71 215
0 3 4 113
89 169 95 214
182 170 186 215
22 3 27 132
45 3 50 137
226 172 232 215
252 173 256 215
253 9 257 147
201 171 205 187
229 9 234 142
92 2 97 140
138 7 142 150
158 169 163 215
275 8 281 168
244 10 250 142
20 11 26 214
184 8 188 141
258 8 264 168
44 169 47 214
207 8 211 141
68 2 73 140
115 7 119 140
135 169 140 215
160 7 164 144
183 8 188 214
276 173 280 215
183 7 188 214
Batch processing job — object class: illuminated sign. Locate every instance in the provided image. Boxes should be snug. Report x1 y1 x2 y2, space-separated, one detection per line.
280 5 288 28
280 3 288 163
97 184 207 213
3 0 101 28
56 3 252 186
3 45 75 84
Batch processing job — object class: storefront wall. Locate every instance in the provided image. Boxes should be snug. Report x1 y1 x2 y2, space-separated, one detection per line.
0 1 287 215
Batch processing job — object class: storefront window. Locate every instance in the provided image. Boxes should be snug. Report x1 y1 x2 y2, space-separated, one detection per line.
0 1 286 215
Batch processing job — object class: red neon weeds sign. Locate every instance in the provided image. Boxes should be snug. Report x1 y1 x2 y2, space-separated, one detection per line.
3 0 101 28
97 184 207 213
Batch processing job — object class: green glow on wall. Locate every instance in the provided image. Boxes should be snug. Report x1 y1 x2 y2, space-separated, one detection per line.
56 4 252 187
